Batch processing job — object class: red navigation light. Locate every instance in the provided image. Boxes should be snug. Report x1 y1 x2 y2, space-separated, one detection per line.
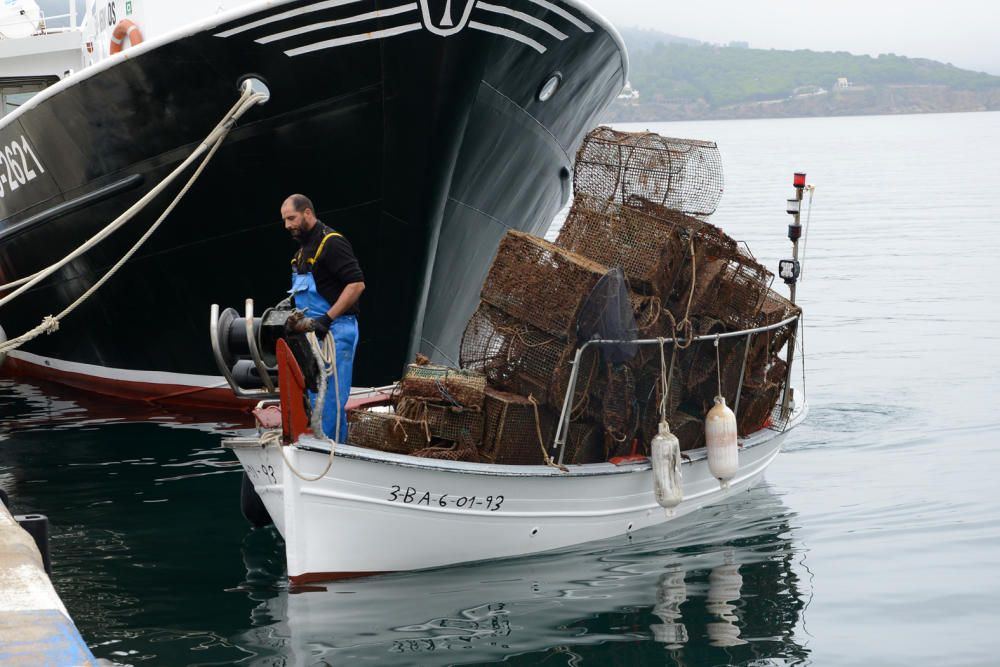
793 172 807 188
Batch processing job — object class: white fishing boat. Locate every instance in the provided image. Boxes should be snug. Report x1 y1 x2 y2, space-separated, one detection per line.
223 310 806 584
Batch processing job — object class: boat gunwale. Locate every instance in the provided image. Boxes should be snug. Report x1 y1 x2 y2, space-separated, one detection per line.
223 401 808 479
0 0 629 133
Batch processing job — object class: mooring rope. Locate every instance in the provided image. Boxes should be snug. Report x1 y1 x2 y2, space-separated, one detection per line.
528 394 568 472
0 84 268 355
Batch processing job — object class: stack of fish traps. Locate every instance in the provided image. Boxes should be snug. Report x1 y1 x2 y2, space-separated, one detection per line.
349 126 800 464
567 128 800 444
347 364 486 462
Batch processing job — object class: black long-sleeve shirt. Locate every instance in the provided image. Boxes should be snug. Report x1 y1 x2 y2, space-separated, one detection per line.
291 221 364 316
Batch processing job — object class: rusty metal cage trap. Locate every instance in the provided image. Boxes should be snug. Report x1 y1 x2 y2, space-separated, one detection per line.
460 302 598 412
481 388 557 465
395 397 484 444
347 408 432 454
480 230 610 338
556 193 687 297
400 364 486 409
573 127 724 217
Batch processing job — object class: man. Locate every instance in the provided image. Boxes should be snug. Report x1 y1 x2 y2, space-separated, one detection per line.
282 194 365 441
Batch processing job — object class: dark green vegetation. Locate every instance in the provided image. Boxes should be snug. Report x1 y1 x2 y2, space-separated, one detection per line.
607 28 1000 121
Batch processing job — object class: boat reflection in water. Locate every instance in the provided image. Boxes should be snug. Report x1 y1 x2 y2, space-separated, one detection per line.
235 486 810 665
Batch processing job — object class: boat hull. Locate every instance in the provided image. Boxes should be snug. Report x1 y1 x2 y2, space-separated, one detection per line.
0 0 626 406
226 405 803 582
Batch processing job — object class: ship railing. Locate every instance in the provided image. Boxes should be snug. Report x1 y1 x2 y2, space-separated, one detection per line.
551 313 801 465
37 1 78 32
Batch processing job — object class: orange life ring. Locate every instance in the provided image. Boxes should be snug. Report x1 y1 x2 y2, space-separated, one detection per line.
109 19 144 55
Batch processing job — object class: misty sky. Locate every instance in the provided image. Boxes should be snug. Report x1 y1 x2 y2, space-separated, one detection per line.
37 0 1000 75
585 0 1000 75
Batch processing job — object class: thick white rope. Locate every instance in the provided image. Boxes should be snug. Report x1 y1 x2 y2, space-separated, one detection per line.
0 90 259 296
0 88 266 354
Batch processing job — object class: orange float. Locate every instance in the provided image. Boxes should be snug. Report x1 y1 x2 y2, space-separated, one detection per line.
109 19 144 55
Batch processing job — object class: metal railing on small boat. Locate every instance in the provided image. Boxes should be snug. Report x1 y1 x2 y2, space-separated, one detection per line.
552 313 801 464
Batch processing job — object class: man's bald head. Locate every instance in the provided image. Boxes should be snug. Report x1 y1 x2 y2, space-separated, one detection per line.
281 194 317 240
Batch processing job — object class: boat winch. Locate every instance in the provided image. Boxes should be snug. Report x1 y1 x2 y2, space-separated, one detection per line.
210 300 322 399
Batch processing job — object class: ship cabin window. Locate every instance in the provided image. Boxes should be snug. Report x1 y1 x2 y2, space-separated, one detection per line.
0 77 57 118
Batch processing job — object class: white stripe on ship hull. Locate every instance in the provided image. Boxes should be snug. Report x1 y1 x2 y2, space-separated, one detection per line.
214 0 363 38
476 2 568 40
256 4 419 44
469 20 546 53
8 350 226 388
284 23 423 56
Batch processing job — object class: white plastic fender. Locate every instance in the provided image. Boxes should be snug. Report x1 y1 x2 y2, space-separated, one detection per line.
705 396 738 488
651 420 682 513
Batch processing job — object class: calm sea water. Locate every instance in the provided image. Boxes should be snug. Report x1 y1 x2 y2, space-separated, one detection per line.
2 110 999 666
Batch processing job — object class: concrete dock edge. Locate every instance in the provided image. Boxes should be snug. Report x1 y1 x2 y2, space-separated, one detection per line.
0 502 96 666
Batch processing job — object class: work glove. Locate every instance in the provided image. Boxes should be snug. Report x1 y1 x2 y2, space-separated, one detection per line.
286 311 332 337
311 314 332 337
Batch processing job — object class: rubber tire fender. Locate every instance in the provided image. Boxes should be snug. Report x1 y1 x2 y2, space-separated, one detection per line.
240 472 273 528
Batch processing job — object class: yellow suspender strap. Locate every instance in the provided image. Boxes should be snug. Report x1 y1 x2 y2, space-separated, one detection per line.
307 232 342 265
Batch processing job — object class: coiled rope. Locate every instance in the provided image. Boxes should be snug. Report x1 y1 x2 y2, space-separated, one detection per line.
268 330 343 483
0 83 268 355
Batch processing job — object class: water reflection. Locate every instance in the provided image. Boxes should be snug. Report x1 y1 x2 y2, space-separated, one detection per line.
234 487 810 666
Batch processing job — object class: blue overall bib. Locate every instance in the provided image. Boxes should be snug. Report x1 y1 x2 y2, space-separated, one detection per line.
289 248 359 442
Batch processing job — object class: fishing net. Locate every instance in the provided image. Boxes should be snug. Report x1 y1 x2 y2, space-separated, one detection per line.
460 302 598 413
400 364 486 409
481 388 557 465
395 397 484 443
480 230 609 338
574 127 724 216
575 267 639 365
347 408 432 453
556 194 687 297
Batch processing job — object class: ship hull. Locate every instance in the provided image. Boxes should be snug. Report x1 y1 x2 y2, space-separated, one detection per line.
0 0 626 407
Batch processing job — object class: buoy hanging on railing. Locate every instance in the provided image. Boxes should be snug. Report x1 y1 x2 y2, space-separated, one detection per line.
705 396 738 489
652 420 683 513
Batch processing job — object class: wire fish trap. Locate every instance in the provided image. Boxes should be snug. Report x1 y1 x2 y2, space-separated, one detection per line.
347 409 433 454
480 230 609 339
562 420 605 464
664 233 771 331
411 435 480 463
684 336 749 414
711 254 774 331
747 289 801 375
736 380 783 436
573 127 724 217
400 364 486 409
555 193 687 297
600 363 637 444
460 303 598 412
671 411 706 452
395 397 484 444
481 388 557 465
634 353 687 448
